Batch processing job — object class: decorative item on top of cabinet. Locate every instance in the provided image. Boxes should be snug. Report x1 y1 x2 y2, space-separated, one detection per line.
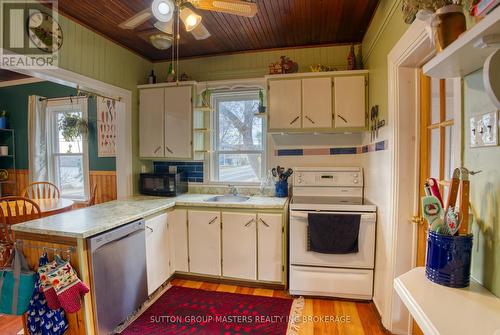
268 56 298 75
347 44 356 70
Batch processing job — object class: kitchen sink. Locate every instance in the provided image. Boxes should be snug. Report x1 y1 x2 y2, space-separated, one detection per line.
205 195 250 203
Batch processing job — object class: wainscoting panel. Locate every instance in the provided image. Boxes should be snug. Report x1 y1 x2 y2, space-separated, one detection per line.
89 170 117 204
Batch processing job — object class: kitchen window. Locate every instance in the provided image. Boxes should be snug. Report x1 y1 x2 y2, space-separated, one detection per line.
47 99 89 200
211 91 265 183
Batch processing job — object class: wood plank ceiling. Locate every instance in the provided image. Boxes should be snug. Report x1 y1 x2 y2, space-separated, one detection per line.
57 0 380 61
0 69 29 82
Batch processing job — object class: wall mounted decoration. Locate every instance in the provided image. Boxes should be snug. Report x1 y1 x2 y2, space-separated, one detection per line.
97 99 117 157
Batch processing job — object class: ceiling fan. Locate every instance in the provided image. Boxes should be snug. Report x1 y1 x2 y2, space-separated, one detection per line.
119 0 258 50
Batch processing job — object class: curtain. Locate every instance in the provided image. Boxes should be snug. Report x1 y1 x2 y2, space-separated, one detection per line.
28 95 49 183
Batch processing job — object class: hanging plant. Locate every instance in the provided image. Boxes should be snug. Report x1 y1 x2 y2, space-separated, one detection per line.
58 112 88 142
258 90 266 113
402 0 465 23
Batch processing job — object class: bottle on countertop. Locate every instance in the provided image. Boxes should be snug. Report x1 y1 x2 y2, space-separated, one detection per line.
148 70 157 84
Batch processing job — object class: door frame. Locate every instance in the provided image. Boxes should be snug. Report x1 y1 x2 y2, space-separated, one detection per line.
3 62 133 199
385 20 435 334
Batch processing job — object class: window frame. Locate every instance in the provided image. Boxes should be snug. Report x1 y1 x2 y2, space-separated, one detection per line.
46 99 90 201
210 90 266 184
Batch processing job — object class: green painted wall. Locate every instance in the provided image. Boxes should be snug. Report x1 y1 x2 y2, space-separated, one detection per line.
362 0 408 124
55 14 152 186
0 81 115 171
153 44 355 82
465 70 500 297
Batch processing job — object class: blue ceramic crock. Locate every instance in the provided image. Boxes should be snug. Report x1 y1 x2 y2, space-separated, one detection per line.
425 231 473 288
275 180 288 197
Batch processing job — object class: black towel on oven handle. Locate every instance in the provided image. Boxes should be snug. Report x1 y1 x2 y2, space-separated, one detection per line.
307 213 361 254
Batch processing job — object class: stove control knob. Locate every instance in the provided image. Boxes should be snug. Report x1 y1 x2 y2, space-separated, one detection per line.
297 178 303 184
353 179 359 184
353 173 359 178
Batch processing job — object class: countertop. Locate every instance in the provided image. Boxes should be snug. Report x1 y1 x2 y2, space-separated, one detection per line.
11 194 288 239
394 267 500 335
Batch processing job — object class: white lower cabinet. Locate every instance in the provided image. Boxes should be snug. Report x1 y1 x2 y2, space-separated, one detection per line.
169 209 188 272
222 212 257 280
257 213 283 282
145 212 170 295
188 210 221 276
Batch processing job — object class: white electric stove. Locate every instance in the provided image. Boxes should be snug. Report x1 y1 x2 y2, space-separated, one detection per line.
289 167 377 300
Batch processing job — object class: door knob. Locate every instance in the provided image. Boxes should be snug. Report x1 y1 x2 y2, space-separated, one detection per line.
411 216 425 225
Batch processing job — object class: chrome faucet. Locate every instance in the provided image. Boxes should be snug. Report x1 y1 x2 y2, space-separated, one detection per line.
228 184 238 196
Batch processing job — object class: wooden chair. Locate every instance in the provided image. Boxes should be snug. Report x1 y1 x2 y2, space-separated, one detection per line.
87 184 98 206
22 182 60 200
0 197 42 265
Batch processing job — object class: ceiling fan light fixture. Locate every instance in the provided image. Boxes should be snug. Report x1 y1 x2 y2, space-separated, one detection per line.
152 0 174 22
150 33 173 50
191 23 211 40
180 7 202 32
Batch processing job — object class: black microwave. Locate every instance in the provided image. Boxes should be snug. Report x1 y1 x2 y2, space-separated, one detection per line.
139 172 188 197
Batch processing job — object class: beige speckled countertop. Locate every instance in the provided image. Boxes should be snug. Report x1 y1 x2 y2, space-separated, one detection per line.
11 194 288 239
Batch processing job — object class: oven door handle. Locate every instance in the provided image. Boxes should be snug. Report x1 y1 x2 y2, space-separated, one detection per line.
290 211 376 219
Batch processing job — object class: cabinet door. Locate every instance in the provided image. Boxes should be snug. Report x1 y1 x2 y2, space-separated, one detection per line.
140 88 165 157
145 213 170 295
164 86 192 159
222 212 257 280
257 213 283 282
169 209 188 273
334 76 366 128
188 210 221 276
302 77 333 128
268 79 302 129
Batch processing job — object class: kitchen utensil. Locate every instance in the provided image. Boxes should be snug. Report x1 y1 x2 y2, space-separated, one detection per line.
421 196 444 232
458 167 470 235
424 181 432 196
427 178 443 207
444 168 461 235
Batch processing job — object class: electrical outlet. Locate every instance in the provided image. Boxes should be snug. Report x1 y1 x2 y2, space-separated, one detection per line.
481 111 498 146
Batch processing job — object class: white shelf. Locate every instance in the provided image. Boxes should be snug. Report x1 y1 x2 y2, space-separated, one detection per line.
423 6 500 78
394 267 500 335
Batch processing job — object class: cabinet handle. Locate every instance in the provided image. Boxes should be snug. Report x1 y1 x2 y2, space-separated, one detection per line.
166 146 174 154
259 218 270 227
337 114 348 123
146 226 154 233
305 115 315 124
154 146 161 154
208 216 218 225
290 116 300 125
244 218 255 227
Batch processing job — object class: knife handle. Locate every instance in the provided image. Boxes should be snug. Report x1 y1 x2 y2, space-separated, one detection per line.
459 180 470 235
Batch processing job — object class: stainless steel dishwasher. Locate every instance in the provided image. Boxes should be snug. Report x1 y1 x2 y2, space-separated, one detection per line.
88 219 148 334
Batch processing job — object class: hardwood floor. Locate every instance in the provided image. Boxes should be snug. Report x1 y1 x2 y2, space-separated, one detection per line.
0 279 390 335
0 314 22 335
171 279 390 335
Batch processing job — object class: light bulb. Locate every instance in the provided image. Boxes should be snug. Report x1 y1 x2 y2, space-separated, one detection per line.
158 2 170 15
186 15 198 27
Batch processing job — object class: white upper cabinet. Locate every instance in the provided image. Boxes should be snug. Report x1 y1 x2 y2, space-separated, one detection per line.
334 76 366 128
222 212 257 280
302 77 333 128
139 84 193 159
140 88 164 157
257 213 283 282
268 79 302 129
164 86 192 159
169 209 188 273
145 212 170 295
188 210 221 276
267 71 367 132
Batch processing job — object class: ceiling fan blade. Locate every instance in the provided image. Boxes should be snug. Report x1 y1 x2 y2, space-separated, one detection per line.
190 22 211 40
119 8 153 29
189 0 257 17
154 20 174 35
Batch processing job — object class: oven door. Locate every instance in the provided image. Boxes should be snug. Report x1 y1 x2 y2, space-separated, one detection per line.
289 210 376 269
